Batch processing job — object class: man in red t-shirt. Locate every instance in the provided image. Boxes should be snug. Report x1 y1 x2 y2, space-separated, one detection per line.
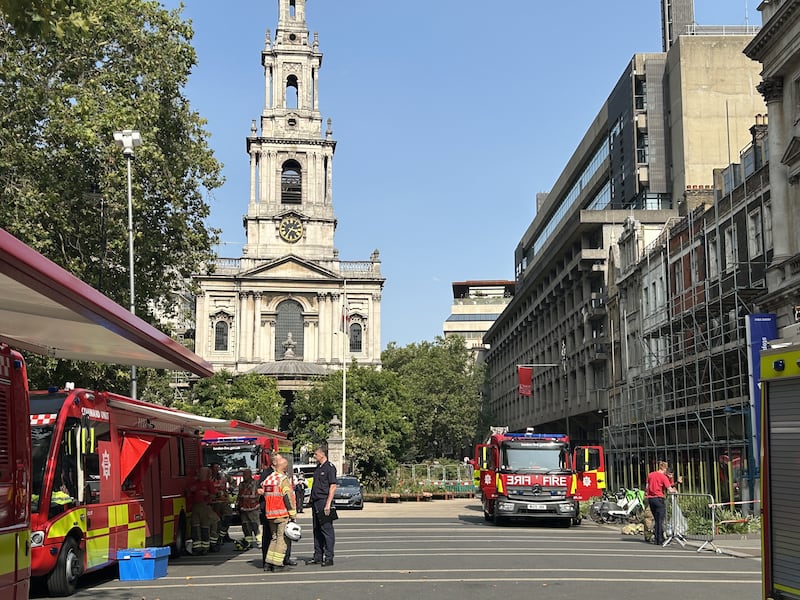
645 461 677 546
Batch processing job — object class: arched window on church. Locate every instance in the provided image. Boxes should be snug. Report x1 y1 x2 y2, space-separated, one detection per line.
281 160 302 204
289 0 296 18
349 322 362 353
275 299 304 360
214 321 229 352
286 74 298 109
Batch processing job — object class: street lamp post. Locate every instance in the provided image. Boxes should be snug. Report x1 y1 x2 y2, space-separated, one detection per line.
113 129 142 399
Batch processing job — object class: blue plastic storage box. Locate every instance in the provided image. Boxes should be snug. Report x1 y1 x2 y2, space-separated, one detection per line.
116 547 170 581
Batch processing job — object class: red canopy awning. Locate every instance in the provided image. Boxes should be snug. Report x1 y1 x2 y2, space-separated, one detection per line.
0 227 213 375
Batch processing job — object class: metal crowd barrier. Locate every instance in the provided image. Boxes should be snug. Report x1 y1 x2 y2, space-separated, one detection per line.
663 492 721 553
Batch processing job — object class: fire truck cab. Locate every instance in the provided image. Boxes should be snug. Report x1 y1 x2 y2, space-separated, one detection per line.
477 431 604 526
201 431 292 515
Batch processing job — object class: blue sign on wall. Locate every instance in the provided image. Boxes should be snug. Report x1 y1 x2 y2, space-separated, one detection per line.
746 313 777 480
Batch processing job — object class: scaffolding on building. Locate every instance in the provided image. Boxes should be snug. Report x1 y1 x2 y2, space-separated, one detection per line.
605 167 770 506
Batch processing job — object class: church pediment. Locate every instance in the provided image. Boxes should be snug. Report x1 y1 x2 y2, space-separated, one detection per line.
239 255 339 280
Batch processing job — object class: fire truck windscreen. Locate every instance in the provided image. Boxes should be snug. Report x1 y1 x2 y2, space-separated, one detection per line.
202 445 259 472
30 425 55 513
501 443 568 473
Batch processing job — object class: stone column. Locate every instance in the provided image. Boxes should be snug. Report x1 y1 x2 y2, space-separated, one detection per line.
326 415 344 475
249 150 257 206
260 150 269 205
758 77 790 263
237 292 247 364
253 292 262 361
268 320 276 362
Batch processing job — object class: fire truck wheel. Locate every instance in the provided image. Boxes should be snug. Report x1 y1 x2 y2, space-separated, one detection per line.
47 536 82 596
172 513 187 559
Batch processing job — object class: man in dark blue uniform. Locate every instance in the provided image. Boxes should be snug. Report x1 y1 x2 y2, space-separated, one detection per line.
305 446 337 566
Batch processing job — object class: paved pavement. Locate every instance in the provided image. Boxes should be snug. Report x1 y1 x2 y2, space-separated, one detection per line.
61 496 761 600
339 497 762 558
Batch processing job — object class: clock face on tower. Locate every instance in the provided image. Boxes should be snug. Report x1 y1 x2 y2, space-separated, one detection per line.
279 215 304 243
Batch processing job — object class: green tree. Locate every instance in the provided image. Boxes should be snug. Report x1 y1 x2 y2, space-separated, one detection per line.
174 371 284 429
0 0 222 315
0 0 222 396
382 336 484 460
0 0 97 38
291 365 413 487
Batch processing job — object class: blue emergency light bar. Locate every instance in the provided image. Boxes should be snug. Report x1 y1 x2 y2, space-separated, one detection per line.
204 437 257 444
504 432 567 440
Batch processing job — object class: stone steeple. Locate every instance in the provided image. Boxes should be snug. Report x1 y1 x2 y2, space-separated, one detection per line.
243 0 337 263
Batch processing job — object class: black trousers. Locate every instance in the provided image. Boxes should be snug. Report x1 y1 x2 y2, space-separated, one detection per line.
649 496 667 544
311 499 335 560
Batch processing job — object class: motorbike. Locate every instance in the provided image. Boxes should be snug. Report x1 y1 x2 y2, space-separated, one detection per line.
589 488 645 524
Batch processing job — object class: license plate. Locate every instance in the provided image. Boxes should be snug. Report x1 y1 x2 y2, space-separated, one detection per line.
334 499 348 504
527 503 547 511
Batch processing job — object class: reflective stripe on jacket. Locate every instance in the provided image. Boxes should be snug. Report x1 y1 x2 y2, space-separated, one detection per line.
237 479 260 511
262 472 295 519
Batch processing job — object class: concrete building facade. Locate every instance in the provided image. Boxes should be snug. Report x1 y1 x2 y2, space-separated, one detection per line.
193 0 384 400
483 8 765 447
443 281 514 363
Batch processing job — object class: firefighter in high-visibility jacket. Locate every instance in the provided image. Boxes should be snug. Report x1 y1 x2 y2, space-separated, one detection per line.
187 466 220 555
236 468 261 549
210 462 232 546
261 455 296 570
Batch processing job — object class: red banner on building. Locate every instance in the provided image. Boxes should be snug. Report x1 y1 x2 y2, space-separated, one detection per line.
517 366 533 396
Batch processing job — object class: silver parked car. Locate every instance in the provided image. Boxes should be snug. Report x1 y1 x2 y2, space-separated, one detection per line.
333 476 364 509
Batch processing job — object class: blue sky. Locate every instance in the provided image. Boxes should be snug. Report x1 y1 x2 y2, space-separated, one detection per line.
163 1 760 349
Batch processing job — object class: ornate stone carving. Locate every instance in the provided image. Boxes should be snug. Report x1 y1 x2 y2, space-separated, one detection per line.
281 332 297 359
284 62 302 75
757 76 784 103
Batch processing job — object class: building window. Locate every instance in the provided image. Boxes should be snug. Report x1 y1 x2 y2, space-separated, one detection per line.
349 323 362 353
764 201 773 251
748 208 763 258
275 299 304 360
281 160 302 204
286 74 298 109
724 225 737 272
214 321 228 352
673 261 683 294
708 238 718 278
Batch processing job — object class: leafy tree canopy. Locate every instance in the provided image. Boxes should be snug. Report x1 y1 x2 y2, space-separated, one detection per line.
382 336 484 460
0 0 222 395
291 365 413 488
291 337 485 485
173 371 284 429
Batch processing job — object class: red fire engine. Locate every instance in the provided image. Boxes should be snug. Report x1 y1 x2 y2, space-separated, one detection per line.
476 430 605 526
201 430 293 514
28 388 285 596
0 345 32 600
29 389 202 595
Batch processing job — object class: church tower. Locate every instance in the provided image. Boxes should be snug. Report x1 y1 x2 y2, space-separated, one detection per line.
193 0 384 401
244 0 336 264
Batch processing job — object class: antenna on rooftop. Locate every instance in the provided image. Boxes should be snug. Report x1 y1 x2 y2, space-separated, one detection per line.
745 0 749 26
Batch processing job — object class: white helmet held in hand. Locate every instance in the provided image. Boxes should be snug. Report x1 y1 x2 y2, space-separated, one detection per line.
284 521 302 541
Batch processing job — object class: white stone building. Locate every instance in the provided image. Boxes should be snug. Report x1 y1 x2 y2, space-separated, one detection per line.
193 0 384 393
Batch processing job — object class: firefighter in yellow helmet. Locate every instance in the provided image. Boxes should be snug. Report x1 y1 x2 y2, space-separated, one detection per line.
261 455 296 570
210 462 233 548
